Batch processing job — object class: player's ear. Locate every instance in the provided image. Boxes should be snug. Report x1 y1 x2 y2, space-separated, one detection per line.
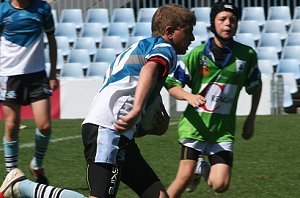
164 26 175 40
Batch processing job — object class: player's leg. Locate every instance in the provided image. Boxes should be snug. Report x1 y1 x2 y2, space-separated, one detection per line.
167 145 201 198
28 71 53 184
82 123 128 198
2 103 21 172
0 168 86 198
206 151 233 193
120 141 168 198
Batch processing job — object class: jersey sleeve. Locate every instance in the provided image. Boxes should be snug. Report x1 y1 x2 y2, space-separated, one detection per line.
245 49 262 94
145 43 177 78
41 2 55 33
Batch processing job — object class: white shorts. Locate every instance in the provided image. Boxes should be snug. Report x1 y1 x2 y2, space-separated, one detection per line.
180 138 234 155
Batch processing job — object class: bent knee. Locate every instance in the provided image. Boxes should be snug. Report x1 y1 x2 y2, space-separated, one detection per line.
209 181 230 193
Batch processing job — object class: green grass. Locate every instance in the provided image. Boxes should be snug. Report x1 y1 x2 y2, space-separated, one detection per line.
0 115 300 197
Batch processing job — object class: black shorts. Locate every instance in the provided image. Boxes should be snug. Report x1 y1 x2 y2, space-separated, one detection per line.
3 71 51 105
181 145 233 167
82 123 160 197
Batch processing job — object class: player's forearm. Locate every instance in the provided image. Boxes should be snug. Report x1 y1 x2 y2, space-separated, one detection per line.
248 85 262 118
168 86 191 101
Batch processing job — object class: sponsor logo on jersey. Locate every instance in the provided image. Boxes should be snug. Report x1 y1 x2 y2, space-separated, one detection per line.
236 60 246 74
199 57 210 76
197 83 237 114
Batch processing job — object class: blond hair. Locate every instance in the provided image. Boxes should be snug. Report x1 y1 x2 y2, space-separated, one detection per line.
151 4 196 36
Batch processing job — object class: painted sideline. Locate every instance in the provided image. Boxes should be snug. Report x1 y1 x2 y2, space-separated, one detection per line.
0 121 178 151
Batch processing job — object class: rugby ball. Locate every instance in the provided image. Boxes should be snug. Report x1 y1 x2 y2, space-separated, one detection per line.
136 94 163 136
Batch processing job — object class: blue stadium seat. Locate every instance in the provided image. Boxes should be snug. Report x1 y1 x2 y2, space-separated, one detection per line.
55 36 71 58
107 22 130 44
241 7 266 27
74 37 97 56
262 20 288 40
267 6 291 26
93 48 117 64
257 33 282 53
288 19 300 33
256 46 279 66
60 63 84 78
257 60 274 77
293 6 300 19
111 8 136 29
86 62 110 77
237 20 261 41
85 8 110 30
51 9 58 27
100 36 124 55
282 85 293 107
55 23 77 45
132 22 152 37
193 22 209 43
68 49 91 69
137 8 157 22
276 59 300 79
59 9 84 30
80 23 104 46
235 33 256 50
190 7 211 28
281 46 300 62
284 33 300 46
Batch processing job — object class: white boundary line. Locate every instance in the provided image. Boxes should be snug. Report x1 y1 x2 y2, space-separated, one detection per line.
0 121 178 151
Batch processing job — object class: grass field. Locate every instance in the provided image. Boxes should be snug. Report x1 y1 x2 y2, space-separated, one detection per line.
0 115 299 198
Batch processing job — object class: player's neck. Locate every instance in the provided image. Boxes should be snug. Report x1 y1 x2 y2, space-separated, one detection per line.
11 0 32 9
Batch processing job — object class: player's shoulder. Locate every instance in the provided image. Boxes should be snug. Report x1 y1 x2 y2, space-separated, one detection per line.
233 40 256 55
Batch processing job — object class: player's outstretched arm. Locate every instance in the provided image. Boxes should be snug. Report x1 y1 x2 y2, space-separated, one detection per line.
168 86 206 108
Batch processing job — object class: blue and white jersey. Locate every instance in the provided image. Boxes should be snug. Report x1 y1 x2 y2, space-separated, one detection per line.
83 36 177 139
0 0 54 76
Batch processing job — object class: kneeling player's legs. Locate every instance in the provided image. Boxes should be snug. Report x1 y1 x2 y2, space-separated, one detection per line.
121 141 168 198
207 151 233 193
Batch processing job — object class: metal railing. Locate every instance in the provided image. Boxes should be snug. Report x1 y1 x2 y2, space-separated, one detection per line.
49 0 300 18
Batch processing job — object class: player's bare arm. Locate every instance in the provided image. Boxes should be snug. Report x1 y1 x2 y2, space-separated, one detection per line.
114 61 160 132
242 84 262 140
168 86 206 108
47 31 58 90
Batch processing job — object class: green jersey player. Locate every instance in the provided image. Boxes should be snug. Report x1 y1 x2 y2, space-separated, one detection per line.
166 2 262 197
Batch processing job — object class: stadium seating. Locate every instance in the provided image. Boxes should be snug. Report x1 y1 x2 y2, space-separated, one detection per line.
55 36 71 58
293 6 300 19
111 8 136 29
59 9 84 30
190 7 211 28
60 63 84 78
276 59 300 79
79 23 104 46
93 48 117 63
237 20 261 41
258 60 274 76
275 73 298 93
107 22 130 44
86 62 110 77
235 33 256 50
257 33 282 53
281 46 300 62
267 6 292 26
100 36 124 55
68 49 91 69
74 37 97 57
288 19 300 33
241 7 266 27
126 36 146 48
51 9 58 27
193 22 209 43
284 32 300 46
85 8 110 30
262 20 288 40
137 8 157 22
55 23 77 45
256 47 279 66
132 22 152 37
